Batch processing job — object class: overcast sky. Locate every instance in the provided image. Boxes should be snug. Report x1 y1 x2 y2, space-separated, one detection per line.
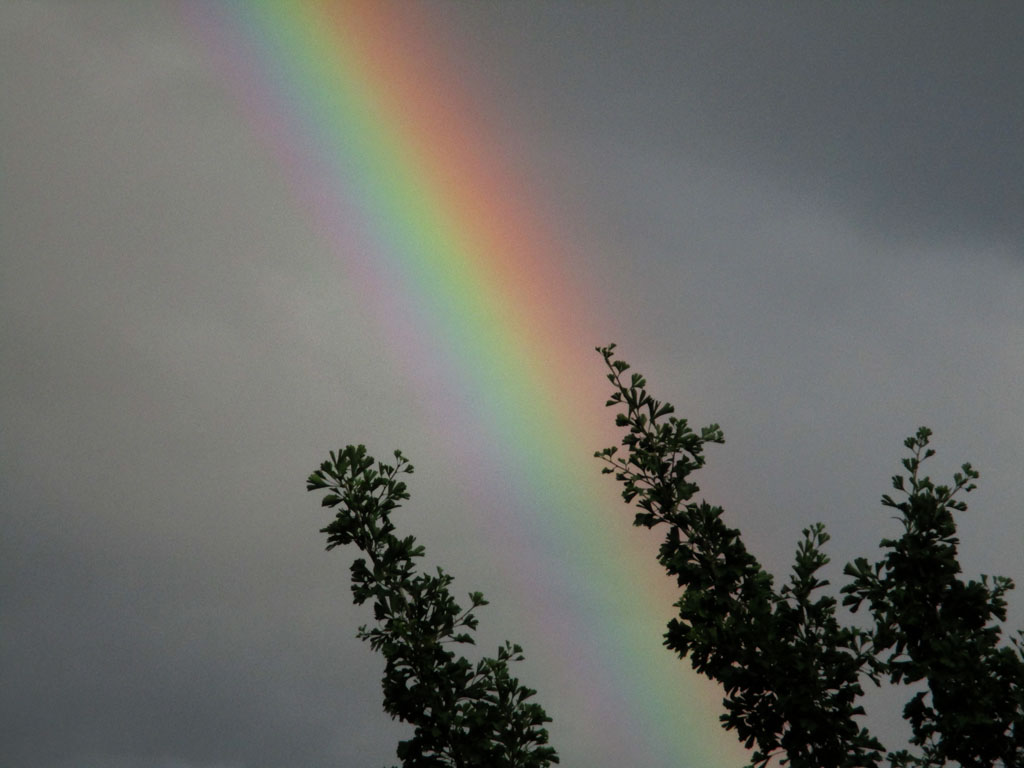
3 3 1023 768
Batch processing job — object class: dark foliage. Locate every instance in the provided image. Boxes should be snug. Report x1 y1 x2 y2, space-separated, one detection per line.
595 344 1024 768
307 445 558 768
303 345 1023 768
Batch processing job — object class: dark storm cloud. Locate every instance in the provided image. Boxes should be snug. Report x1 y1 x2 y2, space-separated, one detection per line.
442 2 1024 249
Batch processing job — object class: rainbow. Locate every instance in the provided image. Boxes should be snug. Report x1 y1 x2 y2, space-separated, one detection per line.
184 2 748 765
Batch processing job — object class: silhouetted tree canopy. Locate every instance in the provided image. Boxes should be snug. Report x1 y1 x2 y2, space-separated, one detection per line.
307 445 558 768
306 346 1024 768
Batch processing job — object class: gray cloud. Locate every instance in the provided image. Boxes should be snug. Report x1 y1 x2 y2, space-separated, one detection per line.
3 3 1022 767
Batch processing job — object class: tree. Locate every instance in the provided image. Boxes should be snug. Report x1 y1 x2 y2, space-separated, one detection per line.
306 347 1024 768
306 445 558 768
595 343 1024 768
